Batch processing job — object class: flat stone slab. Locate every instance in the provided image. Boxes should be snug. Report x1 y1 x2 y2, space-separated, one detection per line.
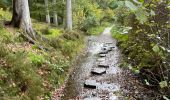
105 42 113 45
99 50 108 54
84 97 101 100
84 80 100 89
98 62 109 68
97 58 106 62
109 96 119 100
91 68 106 75
99 54 107 57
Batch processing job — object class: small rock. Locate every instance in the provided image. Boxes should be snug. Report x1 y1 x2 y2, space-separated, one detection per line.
99 54 107 57
99 50 108 54
84 97 101 100
91 68 106 75
105 42 113 45
98 62 109 68
97 58 106 62
84 80 100 89
109 96 119 100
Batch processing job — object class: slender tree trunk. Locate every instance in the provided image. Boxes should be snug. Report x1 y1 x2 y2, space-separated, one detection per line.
44 0 50 24
52 0 58 26
10 0 36 40
66 0 72 30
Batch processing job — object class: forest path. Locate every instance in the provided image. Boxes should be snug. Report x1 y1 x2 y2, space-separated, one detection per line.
61 27 124 100
58 27 153 100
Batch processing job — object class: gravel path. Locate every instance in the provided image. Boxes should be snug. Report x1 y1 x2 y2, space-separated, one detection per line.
56 27 155 100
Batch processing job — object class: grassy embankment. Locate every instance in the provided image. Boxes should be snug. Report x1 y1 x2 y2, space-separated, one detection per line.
0 9 84 99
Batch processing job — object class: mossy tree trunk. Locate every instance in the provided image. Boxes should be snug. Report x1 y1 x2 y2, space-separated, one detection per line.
10 0 36 40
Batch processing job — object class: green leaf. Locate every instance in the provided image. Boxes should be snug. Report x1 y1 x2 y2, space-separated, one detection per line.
138 0 144 3
152 45 160 53
109 2 118 9
150 10 156 16
135 8 148 24
125 1 138 11
159 81 168 88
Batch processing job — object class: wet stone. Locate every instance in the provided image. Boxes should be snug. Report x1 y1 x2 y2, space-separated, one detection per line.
84 97 101 100
91 68 106 75
84 80 100 89
98 62 109 68
99 54 107 57
109 45 115 49
109 96 119 100
105 42 113 45
97 58 106 62
99 50 108 54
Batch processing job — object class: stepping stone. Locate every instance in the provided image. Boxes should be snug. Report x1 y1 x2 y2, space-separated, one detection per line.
84 80 100 89
91 68 106 75
84 97 101 100
98 62 109 68
99 50 108 54
99 54 107 57
109 96 119 100
97 58 105 62
105 42 113 45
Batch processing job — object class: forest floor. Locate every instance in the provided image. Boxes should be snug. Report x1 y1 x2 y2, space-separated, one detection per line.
52 27 157 100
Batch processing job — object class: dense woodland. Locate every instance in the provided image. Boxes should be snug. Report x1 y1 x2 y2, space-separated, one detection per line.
0 0 169 99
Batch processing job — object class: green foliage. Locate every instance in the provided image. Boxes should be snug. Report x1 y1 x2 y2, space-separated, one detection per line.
125 1 138 11
0 0 12 9
73 0 114 32
0 8 12 20
114 0 170 97
0 50 44 99
28 52 45 67
45 28 62 38
33 22 49 33
152 45 160 53
0 28 13 43
111 26 129 42
0 43 7 58
159 81 168 88
87 26 105 35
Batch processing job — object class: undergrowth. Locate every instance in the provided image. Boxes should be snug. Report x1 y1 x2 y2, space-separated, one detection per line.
0 10 84 99
112 1 170 98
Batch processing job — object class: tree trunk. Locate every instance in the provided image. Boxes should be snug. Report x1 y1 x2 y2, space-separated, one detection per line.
44 0 50 24
10 0 36 40
52 0 58 26
66 0 72 30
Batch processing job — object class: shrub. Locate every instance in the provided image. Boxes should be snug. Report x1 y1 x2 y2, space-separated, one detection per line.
0 51 44 99
62 31 81 40
0 43 7 58
44 28 63 39
0 28 13 43
28 52 45 67
86 26 105 35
